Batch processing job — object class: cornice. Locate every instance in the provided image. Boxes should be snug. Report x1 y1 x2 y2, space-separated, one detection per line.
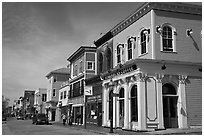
111 2 202 37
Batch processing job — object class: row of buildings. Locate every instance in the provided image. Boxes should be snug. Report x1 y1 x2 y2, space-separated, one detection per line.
13 2 202 131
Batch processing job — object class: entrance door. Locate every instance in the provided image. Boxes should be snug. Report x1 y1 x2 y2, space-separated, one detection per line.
162 83 178 128
51 110 56 121
97 103 102 126
119 88 124 128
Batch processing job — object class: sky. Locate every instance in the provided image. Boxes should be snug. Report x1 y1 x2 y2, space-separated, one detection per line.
2 2 145 105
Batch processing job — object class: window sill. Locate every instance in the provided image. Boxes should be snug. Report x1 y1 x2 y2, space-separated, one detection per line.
160 51 177 54
138 52 148 57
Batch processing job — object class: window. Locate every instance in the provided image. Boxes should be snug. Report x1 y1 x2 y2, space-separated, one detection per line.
53 89 56 97
109 90 113 120
64 91 66 99
162 26 173 51
131 85 138 122
140 30 147 55
79 61 83 73
161 24 176 52
42 94 47 102
127 38 134 60
87 62 94 70
117 45 121 64
60 92 63 100
106 48 112 70
53 78 56 82
74 64 78 76
98 52 103 73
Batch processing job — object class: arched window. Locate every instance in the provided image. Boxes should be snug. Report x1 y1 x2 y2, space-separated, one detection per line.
98 52 103 73
106 48 112 70
140 30 148 55
117 45 121 64
127 38 134 60
161 24 176 52
130 85 138 122
162 26 173 52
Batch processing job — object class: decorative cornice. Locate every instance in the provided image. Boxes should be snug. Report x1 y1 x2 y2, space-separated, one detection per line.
111 2 201 37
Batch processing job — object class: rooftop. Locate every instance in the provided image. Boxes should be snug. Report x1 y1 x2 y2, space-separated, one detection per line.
46 67 70 78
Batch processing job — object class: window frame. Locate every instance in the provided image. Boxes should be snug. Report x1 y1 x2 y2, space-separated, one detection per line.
130 85 138 122
87 61 94 70
127 37 135 60
160 24 177 53
138 29 149 56
79 60 83 74
53 89 56 97
116 44 124 65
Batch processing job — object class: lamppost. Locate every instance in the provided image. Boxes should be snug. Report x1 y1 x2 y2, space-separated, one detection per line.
108 79 119 133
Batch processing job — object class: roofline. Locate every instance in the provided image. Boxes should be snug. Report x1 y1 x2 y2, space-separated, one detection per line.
67 46 96 62
94 2 202 45
46 71 70 78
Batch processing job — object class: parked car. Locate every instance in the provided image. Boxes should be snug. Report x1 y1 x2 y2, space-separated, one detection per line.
17 114 25 120
32 113 49 125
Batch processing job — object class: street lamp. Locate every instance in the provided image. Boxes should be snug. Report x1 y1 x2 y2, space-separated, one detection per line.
108 79 119 133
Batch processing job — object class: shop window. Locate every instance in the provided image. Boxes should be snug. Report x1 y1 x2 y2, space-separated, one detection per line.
130 85 138 122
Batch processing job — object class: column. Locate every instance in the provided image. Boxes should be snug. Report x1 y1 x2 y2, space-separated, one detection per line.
123 80 130 129
102 83 108 127
137 73 147 131
155 73 164 129
178 75 188 128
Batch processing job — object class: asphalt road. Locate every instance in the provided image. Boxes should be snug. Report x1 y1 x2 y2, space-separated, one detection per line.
2 118 98 135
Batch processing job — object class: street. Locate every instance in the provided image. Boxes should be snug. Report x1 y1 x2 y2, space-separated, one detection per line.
2 118 99 135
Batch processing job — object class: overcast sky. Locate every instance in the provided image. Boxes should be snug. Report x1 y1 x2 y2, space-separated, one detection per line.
2 2 144 105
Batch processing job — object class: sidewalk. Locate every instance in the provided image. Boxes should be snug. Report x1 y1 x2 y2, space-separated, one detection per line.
52 121 202 135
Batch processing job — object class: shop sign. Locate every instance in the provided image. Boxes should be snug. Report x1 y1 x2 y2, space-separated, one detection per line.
84 86 93 95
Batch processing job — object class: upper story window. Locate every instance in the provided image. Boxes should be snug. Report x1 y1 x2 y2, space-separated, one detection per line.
127 38 135 60
79 61 83 73
42 94 47 102
98 52 103 73
64 91 66 99
87 61 94 70
139 29 149 55
160 24 176 52
116 44 124 64
53 78 56 82
74 64 78 76
53 89 56 97
106 48 112 70
60 92 63 100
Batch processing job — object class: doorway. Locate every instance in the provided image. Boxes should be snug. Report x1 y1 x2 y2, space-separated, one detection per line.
119 88 124 127
51 110 56 121
162 83 178 128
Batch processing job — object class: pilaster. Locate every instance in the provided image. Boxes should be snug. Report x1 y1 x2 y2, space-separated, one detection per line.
136 73 147 131
178 75 188 128
155 73 165 129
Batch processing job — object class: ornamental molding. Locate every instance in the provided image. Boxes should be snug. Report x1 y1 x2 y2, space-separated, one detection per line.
135 72 148 82
155 73 164 83
178 75 188 84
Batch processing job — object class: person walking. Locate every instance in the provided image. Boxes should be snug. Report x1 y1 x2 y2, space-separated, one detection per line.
62 114 66 126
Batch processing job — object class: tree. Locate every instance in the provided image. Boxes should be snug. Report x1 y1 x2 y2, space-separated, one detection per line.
2 95 10 114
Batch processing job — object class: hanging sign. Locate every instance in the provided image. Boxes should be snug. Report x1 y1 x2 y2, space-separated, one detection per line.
84 86 93 96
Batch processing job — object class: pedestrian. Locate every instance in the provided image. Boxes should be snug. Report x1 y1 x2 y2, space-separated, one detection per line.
62 114 66 126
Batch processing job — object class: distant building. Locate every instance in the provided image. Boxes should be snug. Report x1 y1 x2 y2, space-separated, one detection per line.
57 81 70 122
23 90 35 116
67 46 97 125
45 68 70 121
34 88 47 114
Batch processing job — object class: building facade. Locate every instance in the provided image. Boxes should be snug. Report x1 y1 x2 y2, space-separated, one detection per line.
34 88 47 114
56 81 70 122
23 90 35 117
67 46 97 125
45 68 70 121
93 2 201 131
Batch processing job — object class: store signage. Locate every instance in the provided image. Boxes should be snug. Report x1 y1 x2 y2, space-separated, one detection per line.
84 86 93 96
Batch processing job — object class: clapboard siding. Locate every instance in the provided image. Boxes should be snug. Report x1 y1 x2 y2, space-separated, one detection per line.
185 78 202 126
